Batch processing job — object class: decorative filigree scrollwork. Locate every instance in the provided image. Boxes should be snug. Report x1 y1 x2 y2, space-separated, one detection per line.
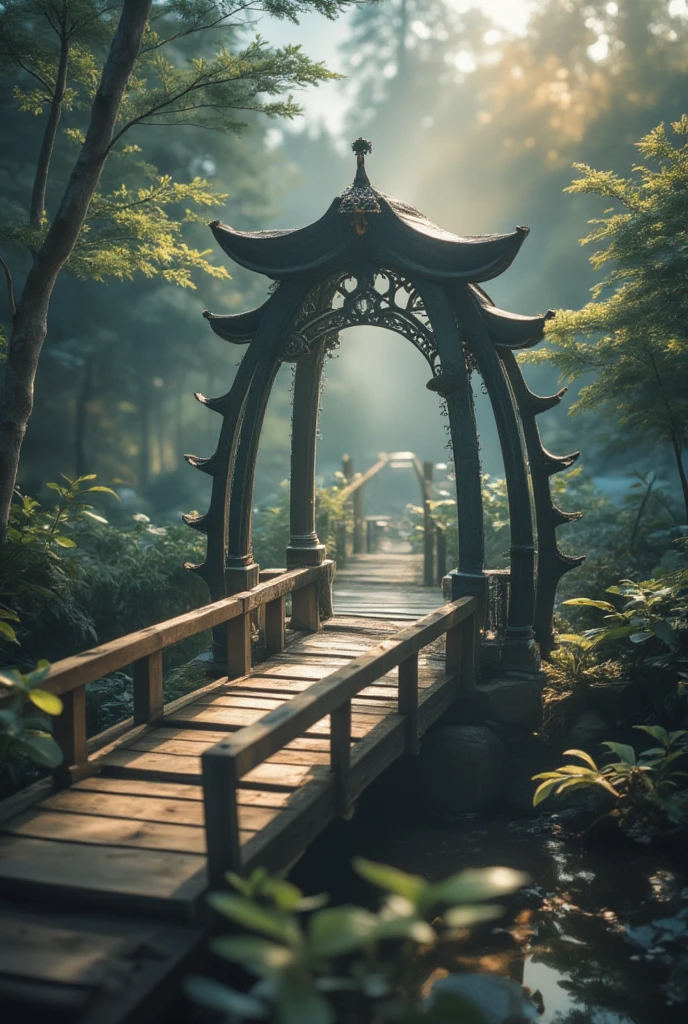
283 267 440 371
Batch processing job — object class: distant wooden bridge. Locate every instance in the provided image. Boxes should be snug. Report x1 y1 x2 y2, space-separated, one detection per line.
0 546 478 1023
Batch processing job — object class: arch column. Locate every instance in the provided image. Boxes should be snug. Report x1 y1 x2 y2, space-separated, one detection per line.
286 338 328 569
452 286 538 669
417 280 487 612
223 278 314 595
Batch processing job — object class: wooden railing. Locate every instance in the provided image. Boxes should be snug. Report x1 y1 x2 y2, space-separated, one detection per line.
202 594 477 885
38 561 335 787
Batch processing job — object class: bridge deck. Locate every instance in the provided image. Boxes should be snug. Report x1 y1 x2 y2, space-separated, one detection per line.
0 552 457 1021
333 551 444 620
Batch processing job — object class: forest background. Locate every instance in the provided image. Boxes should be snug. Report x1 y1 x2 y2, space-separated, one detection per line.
1 0 687 679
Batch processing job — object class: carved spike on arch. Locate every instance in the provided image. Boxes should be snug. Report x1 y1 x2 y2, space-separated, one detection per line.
529 387 568 415
498 348 584 658
184 453 220 476
542 449 581 476
194 392 229 414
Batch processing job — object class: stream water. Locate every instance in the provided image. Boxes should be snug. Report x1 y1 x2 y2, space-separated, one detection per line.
290 798 688 1023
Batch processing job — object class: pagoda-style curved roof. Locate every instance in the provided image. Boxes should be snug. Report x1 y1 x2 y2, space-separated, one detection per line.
210 144 531 283
469 285 555 349
202 301 270 344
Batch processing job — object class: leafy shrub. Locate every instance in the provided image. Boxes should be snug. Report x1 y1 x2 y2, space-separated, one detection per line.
533 726 688 833
0 661 63 791
186 859 531 1024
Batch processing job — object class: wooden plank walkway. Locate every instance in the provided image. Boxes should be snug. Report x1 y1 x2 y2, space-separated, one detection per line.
0 553 472 1022
333 550 444 620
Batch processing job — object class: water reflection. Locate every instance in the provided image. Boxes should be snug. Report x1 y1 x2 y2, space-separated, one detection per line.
290 808 688 1023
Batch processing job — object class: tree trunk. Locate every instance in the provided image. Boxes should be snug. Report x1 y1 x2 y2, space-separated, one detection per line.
29 28 70 231
670 430 688 523
0 0 153 544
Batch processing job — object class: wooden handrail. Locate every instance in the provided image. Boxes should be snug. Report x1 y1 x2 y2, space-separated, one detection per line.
338 455 389 499
36 561 334 787
202 595 477 882
42 564 329 696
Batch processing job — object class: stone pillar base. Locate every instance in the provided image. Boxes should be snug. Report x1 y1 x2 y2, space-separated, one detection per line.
286 544 326 568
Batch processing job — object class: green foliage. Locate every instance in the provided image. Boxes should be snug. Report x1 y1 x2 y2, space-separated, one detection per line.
187 860 529 1023
0 476 209 668
0 660 64 776
560 563 688 670
404 475 510 570
533 726 688 832
523 118 688 513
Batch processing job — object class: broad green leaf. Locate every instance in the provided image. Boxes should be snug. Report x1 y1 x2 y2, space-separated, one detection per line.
0 620 18 643
28 689 63 716
210 936 293 976
84 485 119 497
352 857 426 902
563 748 600 769
206 893 296 942
307 905 376 957
602 742 636 765
277 967 335 1024
22 715 53 732
0 668 25 690
563 598 617 612
370 916 437 944
429 867 528 906
26 661 51 687
17 732 64 767
54 535 77 548
550 765 592 776
653 620 680 651
263 877 310 911
82 510 109 524
533 778 563 806
0 709 20 732
633 725 670 746
74 474 97 483
184 976 267 1019
444 903 504 928
629 631 652 643
0 607 19 621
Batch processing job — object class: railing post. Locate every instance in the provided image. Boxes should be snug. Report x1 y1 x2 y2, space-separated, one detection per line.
227 609 251 680
436 525 447 584
330 700 352 818
53 688 88 788
291 581 320 632
398 653 419 755
352 484 364 554
318 562 335 622
446 618 462 694
264 595 286 655
460 608 479 693
133 650 164 724
202 744 242 886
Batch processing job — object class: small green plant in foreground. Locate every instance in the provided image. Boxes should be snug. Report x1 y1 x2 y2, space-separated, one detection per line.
533 726 688 831
0 661 63 773
186 859 531 1023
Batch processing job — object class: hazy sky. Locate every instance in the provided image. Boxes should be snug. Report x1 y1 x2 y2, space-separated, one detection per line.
260 1 535 134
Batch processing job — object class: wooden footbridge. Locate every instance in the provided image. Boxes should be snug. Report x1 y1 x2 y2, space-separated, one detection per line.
0 548 478 1023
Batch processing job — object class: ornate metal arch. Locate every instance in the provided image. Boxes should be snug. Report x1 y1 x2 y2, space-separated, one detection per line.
185 140 584 670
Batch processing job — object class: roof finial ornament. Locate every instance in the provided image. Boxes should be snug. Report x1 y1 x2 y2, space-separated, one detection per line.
352 137 372 186
338 137 380 234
